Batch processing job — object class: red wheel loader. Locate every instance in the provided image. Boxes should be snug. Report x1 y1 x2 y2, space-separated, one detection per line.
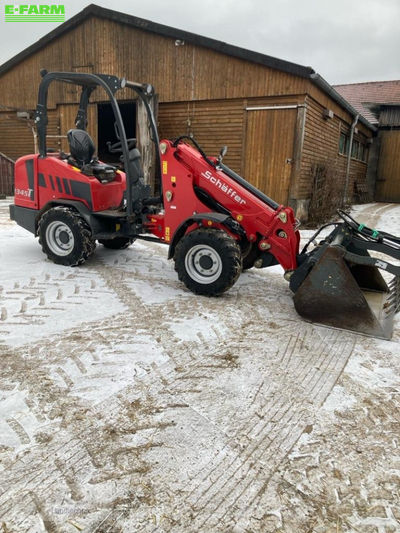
10 71 400 339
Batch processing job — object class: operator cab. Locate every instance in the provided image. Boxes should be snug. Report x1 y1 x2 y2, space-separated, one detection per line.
67 128 117 183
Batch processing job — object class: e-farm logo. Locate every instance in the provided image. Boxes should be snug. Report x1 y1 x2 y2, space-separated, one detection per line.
4 4 65 22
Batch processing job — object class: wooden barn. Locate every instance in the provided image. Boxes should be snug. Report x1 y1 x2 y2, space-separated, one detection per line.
0 4 375 220
335 80 400 203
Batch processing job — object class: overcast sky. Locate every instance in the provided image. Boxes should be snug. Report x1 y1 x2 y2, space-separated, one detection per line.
0 0 399 85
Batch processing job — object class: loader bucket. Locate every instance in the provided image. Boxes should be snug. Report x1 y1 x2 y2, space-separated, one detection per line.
293 246 397 339
291 213 400 340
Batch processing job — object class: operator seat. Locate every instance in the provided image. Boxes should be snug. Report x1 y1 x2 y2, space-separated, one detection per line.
67 129 117 183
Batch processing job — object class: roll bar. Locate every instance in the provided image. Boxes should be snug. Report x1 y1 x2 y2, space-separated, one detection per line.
34 70 160 216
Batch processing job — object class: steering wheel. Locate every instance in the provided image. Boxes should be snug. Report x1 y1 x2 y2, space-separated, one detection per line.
107 138 137 153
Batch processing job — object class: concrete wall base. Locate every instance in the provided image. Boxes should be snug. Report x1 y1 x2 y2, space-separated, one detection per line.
289 198 310 223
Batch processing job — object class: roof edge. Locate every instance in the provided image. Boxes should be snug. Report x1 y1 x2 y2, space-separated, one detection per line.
0 4 95 76
0 4 375 132
311 73 376 132
333 80 400 88
0 4 314 79
88 5 315 79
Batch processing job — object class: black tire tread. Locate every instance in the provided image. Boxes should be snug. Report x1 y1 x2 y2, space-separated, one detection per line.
174 228 242 296
38 206 96 266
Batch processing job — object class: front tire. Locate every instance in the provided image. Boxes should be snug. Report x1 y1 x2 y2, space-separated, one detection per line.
174 228 242 296
38 206 96 266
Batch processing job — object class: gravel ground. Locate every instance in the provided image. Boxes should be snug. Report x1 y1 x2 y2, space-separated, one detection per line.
0 199 399 533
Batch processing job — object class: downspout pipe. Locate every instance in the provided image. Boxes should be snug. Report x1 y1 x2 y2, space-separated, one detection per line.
344 114 359 205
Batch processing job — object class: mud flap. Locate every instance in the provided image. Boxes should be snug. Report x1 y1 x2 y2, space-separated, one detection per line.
293 245 397 339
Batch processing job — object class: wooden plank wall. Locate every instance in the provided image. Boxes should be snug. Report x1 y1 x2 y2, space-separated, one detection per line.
0 109 59 159
379 107 400 127
376 130 400 202
0 16 309 110
158 95 303 203
299 95 369 203
158 99 245 174
0 113 35 159
307 82 372 138
58 103 97 153
243 108 297 205
94 18 311 104
0 18 99 110
0 152 14 195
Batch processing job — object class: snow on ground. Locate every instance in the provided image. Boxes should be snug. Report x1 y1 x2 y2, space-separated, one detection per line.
0 199 399 532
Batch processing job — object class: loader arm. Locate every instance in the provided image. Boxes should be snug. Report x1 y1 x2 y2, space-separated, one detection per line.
159 139 300 273
159 138 399 339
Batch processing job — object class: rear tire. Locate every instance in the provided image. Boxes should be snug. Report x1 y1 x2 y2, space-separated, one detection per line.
99 237 134 250
174 228 242 296
38 206 96 266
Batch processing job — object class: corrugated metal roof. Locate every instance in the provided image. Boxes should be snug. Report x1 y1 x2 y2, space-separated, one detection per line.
334 80 400 125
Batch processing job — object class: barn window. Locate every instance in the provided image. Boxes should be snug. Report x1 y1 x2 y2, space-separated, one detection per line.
339 132 348 154
339 132 368 162
359 143 367 162
351 140 360 158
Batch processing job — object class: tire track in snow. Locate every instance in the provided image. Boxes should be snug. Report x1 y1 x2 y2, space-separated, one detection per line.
353 202 398 228
157 327 356 531
0 232 359 532
0 253 222 530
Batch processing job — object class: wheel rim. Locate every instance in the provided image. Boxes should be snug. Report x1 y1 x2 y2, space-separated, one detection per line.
185 244 222 284
45 221 75 256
